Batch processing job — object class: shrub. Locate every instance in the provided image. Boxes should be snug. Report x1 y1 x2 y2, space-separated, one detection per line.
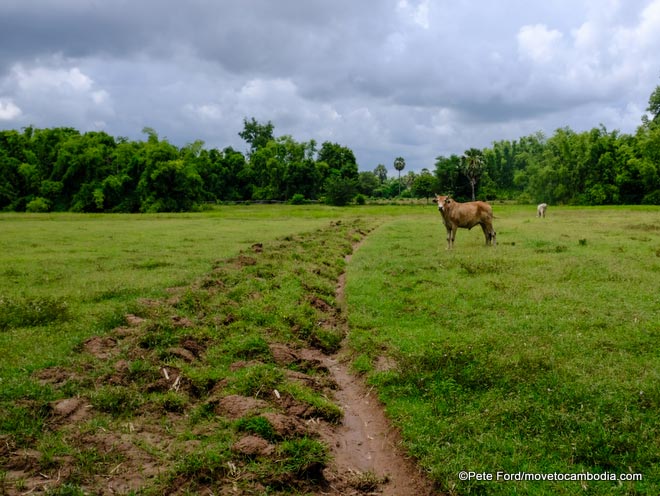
323 176 357 206
25 197 50 213
289 193 305 205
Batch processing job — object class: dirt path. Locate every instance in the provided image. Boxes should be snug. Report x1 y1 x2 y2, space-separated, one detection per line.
317 250 438 495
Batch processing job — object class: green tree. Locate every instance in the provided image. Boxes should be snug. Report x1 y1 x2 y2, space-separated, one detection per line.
434 154 461 196
634 118 660 203
323 174 357 206
239 117 275 156
411 169 438 202
197 146 247 202
135 131 201 212
106 138 147 212
358 171 379 196
282 139 322 200
318 142 358 180
393 156 405 196
49 131 117 211
137 158 202 212
646 85 660 122
25 197 50 212
0 153 23 209
374 164 388 183
248 136 321 201
30 127 80 183
484 140 516 194
460 148 484 200
372 178 400 199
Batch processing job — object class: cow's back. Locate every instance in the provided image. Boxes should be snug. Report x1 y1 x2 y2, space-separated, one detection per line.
450 201 492 228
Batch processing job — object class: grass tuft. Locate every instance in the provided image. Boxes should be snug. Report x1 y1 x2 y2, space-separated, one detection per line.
236 416 278 442
89 385 142 416
0 296 69 330
275 438 329 476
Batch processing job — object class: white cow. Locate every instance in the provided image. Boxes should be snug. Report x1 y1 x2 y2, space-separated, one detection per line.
537 203 547 218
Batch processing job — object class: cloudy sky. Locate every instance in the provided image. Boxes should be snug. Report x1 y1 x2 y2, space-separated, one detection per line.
1 0 659 174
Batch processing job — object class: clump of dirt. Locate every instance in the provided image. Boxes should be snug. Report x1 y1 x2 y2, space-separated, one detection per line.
232 435 274 456
49 398 91 424
125 313 146 326
212 394 269 419
235 254 257 267
33 366 78 387
170 315 194 328
261 412 310 438
82 335 118 359
165 346 196 362
309 295 334 313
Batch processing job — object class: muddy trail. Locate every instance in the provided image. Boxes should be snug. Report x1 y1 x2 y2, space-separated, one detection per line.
2 219 438 495
318 254 435 495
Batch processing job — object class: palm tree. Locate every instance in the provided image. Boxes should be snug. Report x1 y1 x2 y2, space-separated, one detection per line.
461 148 484 201
393 157 406 196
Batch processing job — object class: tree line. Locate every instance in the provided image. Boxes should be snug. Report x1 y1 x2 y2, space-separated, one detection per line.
437 85 660 205
1 87 659 212
0 120 367 212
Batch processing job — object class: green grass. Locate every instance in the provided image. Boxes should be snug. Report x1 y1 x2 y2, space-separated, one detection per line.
0 205 401 393
346 204 660 495
0 203 390 494
3 202 659 494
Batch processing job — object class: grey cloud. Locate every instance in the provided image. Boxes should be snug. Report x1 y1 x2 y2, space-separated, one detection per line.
1 0 659 173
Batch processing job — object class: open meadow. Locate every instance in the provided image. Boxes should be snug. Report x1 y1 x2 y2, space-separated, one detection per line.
347 204 660 495
0 203 659 495
0 206 367 378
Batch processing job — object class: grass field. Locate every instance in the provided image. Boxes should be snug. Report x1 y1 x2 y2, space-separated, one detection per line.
1 203 659 494
346 204 660 495
0 205 398 377
0 204 390 494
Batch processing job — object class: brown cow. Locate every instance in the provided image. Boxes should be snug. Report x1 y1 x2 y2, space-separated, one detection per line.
435 195 496 249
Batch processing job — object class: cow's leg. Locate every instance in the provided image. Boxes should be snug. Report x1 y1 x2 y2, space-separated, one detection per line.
449 227 457 249
489 222 497 246
482 222 496 246
445 228 452 250
480 224 490 245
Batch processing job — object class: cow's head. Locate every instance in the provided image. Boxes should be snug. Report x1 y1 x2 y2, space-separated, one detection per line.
435 195 451 212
